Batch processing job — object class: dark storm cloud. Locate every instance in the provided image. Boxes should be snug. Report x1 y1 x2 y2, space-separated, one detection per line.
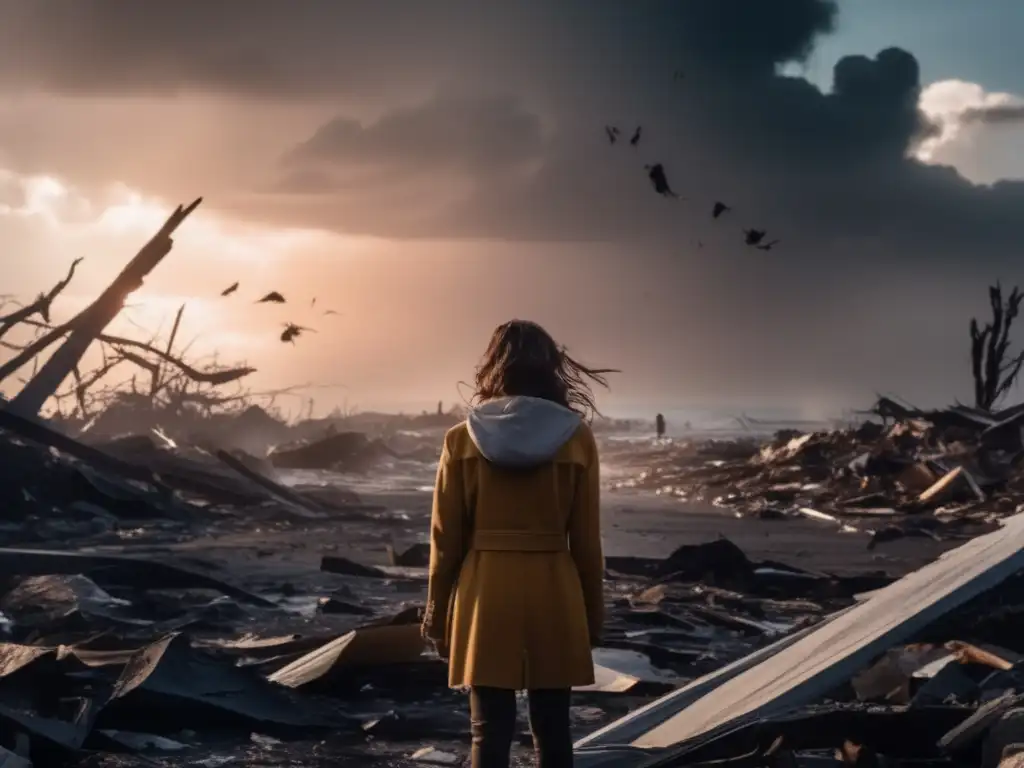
0 0 836 98
962 103 1024 125
286 92 546 176
3 0 1023 260
0 0 553 99
273 40 1021 260
666 0 837 73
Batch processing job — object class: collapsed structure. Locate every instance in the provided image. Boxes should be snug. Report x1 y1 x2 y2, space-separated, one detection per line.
608 400 1024 549
577 403 1024 767
0 392 1021 766
577 509 1024 767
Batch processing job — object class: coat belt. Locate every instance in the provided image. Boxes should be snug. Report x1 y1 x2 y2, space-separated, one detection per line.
471 530 568 552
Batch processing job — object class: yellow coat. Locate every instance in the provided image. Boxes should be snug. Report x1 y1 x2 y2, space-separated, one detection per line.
421 415 604 690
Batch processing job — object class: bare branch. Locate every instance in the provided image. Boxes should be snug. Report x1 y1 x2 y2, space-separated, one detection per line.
117 349 161 376
971 283 1024 410
102 332 255 385
0 257 82 340
151 303 185 399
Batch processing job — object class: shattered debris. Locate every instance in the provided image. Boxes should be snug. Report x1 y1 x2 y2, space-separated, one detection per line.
576 509 1024 768
268 624 431 691
0 398 889 767
608 402 1024 549
268 431 398 472
5 378 1024 767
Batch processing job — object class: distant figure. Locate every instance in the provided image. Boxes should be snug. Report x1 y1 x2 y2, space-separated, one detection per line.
437 400 443 416
422 319 613 768
655 413 666 439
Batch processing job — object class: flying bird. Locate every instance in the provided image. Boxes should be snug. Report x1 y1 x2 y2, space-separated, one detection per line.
256 291 286 304
696 240 704 249
756 239 781 252
311 297 317 308
630 126 642 147
712 202 731 219
673 70 685 81
604 126 621 145
220 282 239 297
280 322 315 344
323 309 341 316
743 229 767 246
645 164 678 198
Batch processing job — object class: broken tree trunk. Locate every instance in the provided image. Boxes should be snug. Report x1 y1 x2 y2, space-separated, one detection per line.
6 198 202 418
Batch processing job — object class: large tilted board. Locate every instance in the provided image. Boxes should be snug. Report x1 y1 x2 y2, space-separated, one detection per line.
635 510 1024 748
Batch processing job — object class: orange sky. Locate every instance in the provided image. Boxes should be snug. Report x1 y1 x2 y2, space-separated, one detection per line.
1 174 679 415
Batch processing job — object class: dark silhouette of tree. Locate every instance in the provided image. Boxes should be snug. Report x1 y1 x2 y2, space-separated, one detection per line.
970 283 1024 410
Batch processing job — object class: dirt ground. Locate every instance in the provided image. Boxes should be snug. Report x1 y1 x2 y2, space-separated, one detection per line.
150 487 954 583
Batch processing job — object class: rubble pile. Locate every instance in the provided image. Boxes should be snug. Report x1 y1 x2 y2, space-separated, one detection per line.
7 371 1024 764
0 527 885 767
610 404 1024 547
598 537 894 677
70 396 466 460
577 511 1024 768
0 404 879 765
641 623 1024 768
268 430 401 472
0 410 382 552
0 494 1015 768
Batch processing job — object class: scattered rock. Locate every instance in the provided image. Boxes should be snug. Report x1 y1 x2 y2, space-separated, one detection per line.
411 746 461 764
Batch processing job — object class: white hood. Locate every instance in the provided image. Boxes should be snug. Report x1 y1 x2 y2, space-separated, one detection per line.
466 396 582 468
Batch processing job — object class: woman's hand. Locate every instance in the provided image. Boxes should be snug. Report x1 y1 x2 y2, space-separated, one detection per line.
428 637 450 661
420 620 449 661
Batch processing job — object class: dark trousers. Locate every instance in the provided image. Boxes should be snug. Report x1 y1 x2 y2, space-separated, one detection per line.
470 686 573 768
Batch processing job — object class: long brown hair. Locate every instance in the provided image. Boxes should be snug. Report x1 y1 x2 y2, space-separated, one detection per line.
472 320 617 420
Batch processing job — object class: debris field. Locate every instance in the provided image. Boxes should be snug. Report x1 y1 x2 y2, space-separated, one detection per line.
0 398 1020 768
608 401 1024 551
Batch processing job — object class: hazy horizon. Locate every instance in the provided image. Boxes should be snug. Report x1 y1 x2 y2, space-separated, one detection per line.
259 397 944 425
2 0 1024 417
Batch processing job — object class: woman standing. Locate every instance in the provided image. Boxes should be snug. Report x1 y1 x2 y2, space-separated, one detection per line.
421 320 613 768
